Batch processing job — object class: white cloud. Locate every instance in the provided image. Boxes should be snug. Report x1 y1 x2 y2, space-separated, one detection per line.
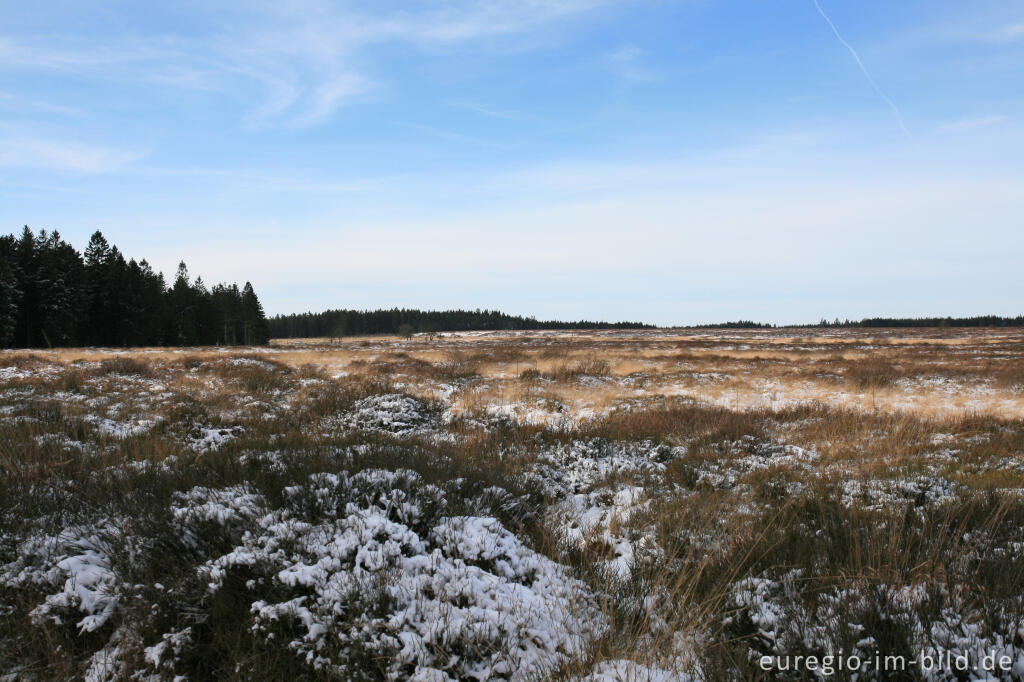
294 72 371 126
606 46 659 83
0 1 610 128
126 142 1024 285
361 0 611 43
0 91 84 117
446 100 523 120
149 171 1022 324
0 136 144 173
994 22 1024 42
900 18 1024 47
935 115 1008 134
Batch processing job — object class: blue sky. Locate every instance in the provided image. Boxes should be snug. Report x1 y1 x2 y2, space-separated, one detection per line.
1 0 1021 324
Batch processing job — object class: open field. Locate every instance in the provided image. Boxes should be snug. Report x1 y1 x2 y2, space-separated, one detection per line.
3 329 1024 680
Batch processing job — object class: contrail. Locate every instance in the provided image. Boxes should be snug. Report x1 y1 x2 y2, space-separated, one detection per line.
812 0 909 136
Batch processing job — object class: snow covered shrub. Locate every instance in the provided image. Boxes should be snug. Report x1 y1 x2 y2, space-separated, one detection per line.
722 570 1024 681
135 469 602 680
525 439 677 580
5 524 123 635
326 393 440 437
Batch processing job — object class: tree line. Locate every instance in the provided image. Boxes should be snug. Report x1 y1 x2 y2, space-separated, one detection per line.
814 316 1024 328
694 320 775 329
4 223 1016 349
0 227 268 348
268 308 652 338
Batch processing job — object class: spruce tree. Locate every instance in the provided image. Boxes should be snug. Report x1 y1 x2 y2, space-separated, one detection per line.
34 230 83 347
0 228 272 348
240 282 268 345
14 227 39 347
0 234 21 347
169 262 198 345
83 230 112 345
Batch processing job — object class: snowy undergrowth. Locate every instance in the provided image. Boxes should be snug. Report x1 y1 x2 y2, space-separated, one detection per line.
2 523 123 635
577 659 691 682
689 436 818 491
324 393 440 438
840 474 962 511
185 470 603 680
5 348 1024 680
528 439 681 580
725 569 1024 681
1 464 605 680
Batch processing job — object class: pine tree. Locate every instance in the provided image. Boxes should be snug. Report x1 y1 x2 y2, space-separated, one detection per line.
169 262 198 345
240 282 268 345
0 228 269 349
14 227 39 347
34 230 83 347
192 276 219 344
105 246 132 346
135 259 167 345
83 230 112 345
0 234 22 347
211 283 242 345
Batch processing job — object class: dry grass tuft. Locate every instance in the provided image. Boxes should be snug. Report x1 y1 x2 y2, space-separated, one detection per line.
96 356 153 377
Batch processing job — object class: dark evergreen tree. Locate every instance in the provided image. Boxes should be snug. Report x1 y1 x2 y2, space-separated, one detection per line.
83 230 113 345
134 259 167 345
168 262 198 346
0 234 21 346
211 283 242 345
192 276 220 345
240 282 268 345
267 307 651 338
14 227 40 347
105 246 133 346
33 230 83 347
0 228 270 348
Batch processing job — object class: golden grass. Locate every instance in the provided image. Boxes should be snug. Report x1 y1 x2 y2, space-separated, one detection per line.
8 327 1024 422
4 328 1024 678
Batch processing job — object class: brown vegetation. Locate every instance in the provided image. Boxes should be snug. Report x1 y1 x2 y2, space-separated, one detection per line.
1 327 1023 678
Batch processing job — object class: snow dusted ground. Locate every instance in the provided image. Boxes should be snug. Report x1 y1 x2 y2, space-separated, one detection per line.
2 334 1024 679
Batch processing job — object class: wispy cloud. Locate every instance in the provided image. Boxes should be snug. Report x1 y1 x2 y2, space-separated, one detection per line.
296 73 371 126
390 120 507 148
948 20 1024 45
0 1 609 129
0 135 144 173
889 17 1024 49
935 115 1009 134
359 0 612 43
606 46 659 83
991 22 1024 43
447 101 522 121
0 91 85 117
